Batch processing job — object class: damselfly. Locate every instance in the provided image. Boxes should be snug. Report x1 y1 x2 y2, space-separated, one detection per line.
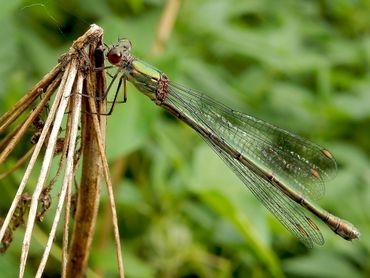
103 39 360 247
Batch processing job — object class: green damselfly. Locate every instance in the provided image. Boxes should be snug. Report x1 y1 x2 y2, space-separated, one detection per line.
104 39 359 247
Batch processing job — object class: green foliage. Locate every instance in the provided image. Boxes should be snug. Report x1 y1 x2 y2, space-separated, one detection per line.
1 0 370 277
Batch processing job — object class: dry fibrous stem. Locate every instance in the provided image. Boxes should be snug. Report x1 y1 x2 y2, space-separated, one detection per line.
0 24 125 278
65 36 106 278
0 65 62 131
152 0 181 55
0 146 35 180
0 76 62 164
0 193 31 253
35 70 85 278
85 82 125 278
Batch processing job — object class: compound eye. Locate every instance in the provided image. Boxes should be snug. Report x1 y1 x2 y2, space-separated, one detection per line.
107 48 122 64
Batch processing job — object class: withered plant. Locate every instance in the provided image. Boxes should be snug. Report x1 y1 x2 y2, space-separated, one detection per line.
0 24 124 278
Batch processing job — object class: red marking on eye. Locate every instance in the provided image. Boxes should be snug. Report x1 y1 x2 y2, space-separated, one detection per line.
306 217 320 231
322 149 333 159
310 168 320 178
107 48 122 64
296 224 309 237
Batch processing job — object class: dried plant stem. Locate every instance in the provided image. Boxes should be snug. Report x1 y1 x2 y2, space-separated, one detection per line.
87 96 125 278
59 95 77 278
0 119 23 149
0 64 61 130
0 75 61 163
35 72 83 278
66 108 103 277
152 0 181 55
0 146 35 180
62 168 73 278
65 39 105 277
19 60 78 278
96 157 126 276
0 67 67 245
0 24 124 276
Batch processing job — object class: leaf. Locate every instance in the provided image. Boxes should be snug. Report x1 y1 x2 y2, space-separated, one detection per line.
284 250 362 278
106 83 158 160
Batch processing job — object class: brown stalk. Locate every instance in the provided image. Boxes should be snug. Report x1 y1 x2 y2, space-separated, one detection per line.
0 146 35 180
95 156 126 277
0 118 24 149
35 71 84 278
0 76 61 163
0 64 61 130
87 85 125 278
0 65 67 246
65 29 107 278
152 0 182 55
19 59 79 278
1 24 125 277
81 37 124 277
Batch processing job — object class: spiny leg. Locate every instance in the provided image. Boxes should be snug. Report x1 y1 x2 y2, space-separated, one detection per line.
72 66 116 100
123 78 127 103
105 75 125 115
109 77 127 104
99 69 120 101
84 74 125 116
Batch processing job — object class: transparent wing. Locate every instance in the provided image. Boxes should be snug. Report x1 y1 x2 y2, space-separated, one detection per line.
163 83 335 246
167 83 337 201
204 134 324 247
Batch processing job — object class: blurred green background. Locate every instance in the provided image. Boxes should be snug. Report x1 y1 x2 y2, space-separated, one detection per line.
1 0 370 277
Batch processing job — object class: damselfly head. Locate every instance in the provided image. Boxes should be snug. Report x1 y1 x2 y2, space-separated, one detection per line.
106 39 132 65
107 46 123 65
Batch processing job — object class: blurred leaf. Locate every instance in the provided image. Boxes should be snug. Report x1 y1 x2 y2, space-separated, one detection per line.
91 244 155 278
106 84 158 160
0 16 18 99
334 83 370 120
283 250 362 278
0 0 20 17
0 253 25 277
75 0 111 18
189 145 283 278
19 28 64 75
124 251 156 278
